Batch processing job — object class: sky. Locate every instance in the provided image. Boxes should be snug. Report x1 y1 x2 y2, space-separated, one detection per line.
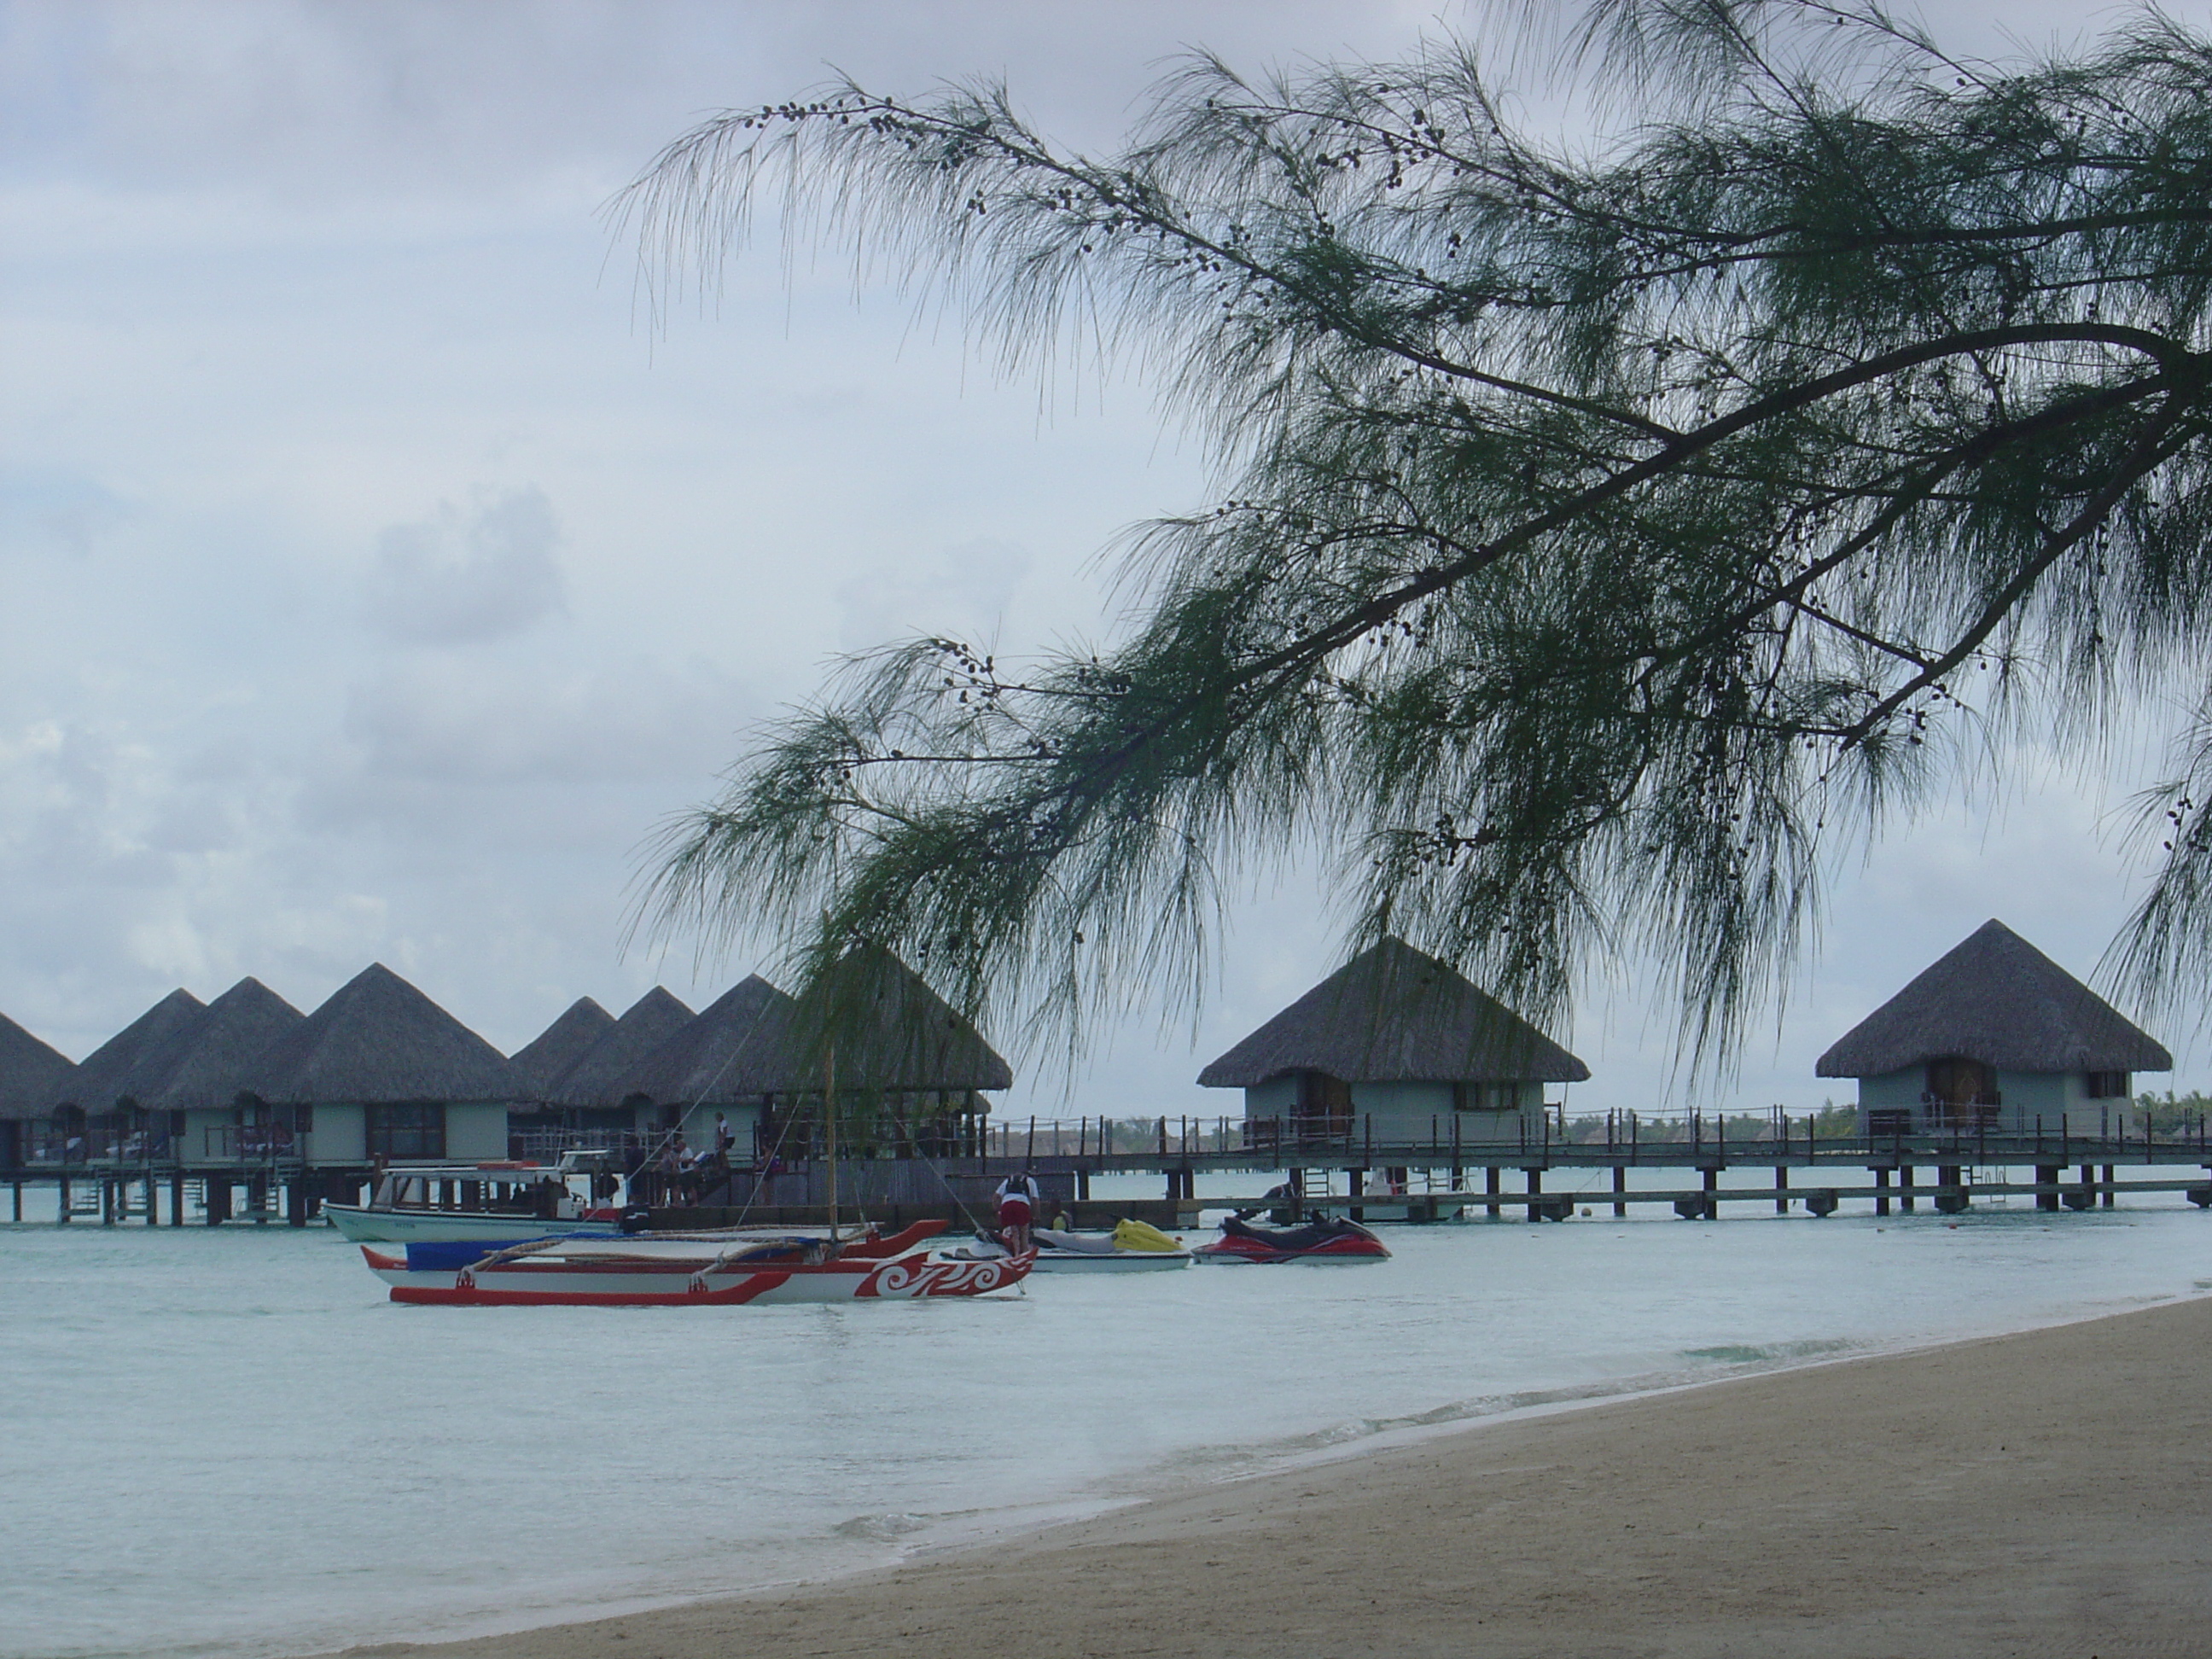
1 0 2199 1121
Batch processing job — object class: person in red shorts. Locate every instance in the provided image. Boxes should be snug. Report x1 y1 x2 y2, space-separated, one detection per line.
994 1169 1040 1254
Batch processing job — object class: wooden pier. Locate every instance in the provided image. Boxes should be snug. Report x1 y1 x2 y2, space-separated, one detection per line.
5 1113 2210 1228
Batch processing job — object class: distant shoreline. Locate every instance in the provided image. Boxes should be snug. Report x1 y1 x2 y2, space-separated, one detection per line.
339 1291 2212 1659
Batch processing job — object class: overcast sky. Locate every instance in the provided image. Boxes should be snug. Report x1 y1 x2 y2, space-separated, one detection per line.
1 0 2196 1119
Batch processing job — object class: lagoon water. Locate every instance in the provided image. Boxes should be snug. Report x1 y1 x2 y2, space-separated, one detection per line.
5 1190 2211 1659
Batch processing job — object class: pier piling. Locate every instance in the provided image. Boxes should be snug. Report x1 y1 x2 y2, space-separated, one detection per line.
2035 1166 2061 1212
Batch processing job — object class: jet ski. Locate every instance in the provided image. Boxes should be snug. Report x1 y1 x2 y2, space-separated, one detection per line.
944 1218 1194 1272
1192 1214 1391 1264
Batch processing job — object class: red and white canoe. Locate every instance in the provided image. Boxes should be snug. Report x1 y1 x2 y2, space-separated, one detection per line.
360 1220 1035 1306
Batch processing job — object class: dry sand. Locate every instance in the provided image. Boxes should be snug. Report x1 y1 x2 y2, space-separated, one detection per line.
351 1296 2212 1659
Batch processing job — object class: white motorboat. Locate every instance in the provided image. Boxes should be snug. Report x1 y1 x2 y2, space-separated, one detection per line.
323 1156 621 1243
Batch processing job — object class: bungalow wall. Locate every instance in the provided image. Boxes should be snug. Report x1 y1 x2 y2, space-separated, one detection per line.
445 1103 509 1161
1852 1067 2133 1136
316 1103 366 1163
1241 1074 1549 1146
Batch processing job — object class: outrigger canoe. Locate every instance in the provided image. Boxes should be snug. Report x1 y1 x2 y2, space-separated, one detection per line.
360 1220 1036 1306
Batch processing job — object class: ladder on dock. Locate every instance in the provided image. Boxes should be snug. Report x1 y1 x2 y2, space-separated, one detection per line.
61 1183 102 1220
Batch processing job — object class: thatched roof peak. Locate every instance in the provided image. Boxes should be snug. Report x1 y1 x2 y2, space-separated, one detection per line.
138 978 306 1114
509 997 614 1096
1197 938 1589 1088
72 988 207 1110
0 1011 76 1116
237 963 523 1104
606 975 797 1106
548 987 696 1107
783 949 1014 1093
1816 919 2171 1078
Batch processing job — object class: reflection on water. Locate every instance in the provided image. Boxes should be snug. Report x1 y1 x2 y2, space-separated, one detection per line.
2 1198 2208 1659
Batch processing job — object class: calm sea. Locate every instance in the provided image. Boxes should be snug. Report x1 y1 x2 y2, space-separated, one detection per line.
4 1182 2209 1659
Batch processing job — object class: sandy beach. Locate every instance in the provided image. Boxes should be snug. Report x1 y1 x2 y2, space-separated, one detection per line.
351 1295 2212 1659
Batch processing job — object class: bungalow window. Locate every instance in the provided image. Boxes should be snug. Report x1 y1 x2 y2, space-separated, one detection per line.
1453 1081 1521 1113
365 1103 444 1161
2085 1071 2131 1100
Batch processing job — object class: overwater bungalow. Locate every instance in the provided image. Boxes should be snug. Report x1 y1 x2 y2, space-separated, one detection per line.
0 1012 77 1168
607 955 1010 1165
115 978 306 1163
1816 919 2172 1138
507 987 696 1158
1199 938 1590 1155
235 963 524 1163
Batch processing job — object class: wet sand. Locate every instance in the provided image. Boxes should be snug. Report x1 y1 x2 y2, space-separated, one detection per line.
348 1295 2212 1659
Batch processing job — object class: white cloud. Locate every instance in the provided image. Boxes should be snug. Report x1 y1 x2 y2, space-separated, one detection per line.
835 537 1030 654
361 487 565 645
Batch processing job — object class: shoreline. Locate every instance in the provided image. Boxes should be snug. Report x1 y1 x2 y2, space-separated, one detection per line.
340 1289 2212 1659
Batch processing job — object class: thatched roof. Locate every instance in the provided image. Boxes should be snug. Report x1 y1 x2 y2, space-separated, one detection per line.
607 975 798 1105
1816 919 2172 1078
237 963 524 1104
0 1012 76 1116
778 950 1014 1092
136 978 306 1114
548 987 696 1107
71 988 207 1110
509 997 614 1097
610 956 1013 1103
1197 938 1590 1088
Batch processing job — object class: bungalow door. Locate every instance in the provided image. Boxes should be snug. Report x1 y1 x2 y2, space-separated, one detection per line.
1925 1058 1997 1130
1295 1070 1354 1145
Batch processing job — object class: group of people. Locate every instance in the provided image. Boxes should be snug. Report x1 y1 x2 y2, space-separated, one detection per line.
651 1112 742 1204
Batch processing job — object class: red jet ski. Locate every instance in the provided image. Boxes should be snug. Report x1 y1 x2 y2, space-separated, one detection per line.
1193 1214 1391 1264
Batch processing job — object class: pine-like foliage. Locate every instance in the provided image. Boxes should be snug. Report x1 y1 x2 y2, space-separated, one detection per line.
620 1 2212 1070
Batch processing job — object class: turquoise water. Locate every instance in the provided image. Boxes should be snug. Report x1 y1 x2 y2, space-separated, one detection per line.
3 1196 2209 1659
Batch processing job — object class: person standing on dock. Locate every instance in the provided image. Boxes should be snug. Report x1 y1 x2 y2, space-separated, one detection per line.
995 1170 1039 1254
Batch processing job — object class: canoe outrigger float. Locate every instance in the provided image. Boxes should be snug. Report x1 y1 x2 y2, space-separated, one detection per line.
359 1219 1038 1306
947 1219 1194 1272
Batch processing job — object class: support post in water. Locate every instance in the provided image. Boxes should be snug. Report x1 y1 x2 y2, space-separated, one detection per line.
2103 1164 2117 1208
1872 1166 1890 1217
2070 1163 2097 1210
1900 1165 1916 1214
1522 1166 1543 1224
1612 1166 1627 1218
1774 1165 1790 1215
2036 1165 2061 1212
1485 1166 1501 1220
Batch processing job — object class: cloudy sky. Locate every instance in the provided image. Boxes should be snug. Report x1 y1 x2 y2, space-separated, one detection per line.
1 0 2194 1118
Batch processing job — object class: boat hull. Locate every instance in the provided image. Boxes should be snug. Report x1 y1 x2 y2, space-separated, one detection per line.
1030 1249 1191 1272
324 1204 619 1244
362 1240 1030 1306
